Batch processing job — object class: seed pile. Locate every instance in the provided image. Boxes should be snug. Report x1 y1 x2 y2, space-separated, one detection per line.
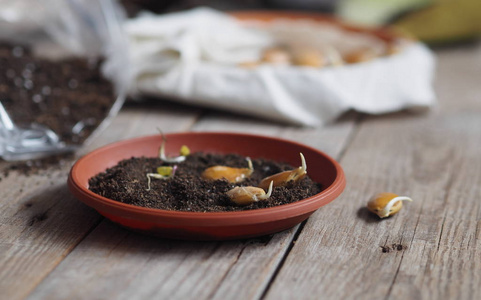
0 42 116 145
88 152 323 212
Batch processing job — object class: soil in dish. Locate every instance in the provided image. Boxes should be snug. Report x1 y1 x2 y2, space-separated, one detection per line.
0 42 116 146
88 152 323 212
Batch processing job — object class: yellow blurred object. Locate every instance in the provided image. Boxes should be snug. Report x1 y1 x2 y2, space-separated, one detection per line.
393 0 481 44
179 145 190 156
156 166 173 176
338 0 481 44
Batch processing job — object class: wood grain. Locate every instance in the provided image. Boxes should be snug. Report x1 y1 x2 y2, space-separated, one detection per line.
263 46 481 300
2 44 479 300
0 103 201 300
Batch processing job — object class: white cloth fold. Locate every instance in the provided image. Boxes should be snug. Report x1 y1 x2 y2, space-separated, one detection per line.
127 8 436 126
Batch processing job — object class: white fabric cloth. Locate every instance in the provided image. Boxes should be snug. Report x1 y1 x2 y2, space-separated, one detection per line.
126 8 436 126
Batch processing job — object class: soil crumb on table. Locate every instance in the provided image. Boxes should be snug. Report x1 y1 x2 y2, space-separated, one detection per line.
1 153 74 178
380 243 406 253
88 152 323 212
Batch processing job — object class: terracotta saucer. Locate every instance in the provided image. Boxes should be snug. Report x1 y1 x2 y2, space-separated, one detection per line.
68 132 345 240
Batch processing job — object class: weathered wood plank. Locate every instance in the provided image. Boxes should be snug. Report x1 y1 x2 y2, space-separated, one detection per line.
7 43 478 300
83 100 203 152
27 220 298 300
263 45 481 299
0 102 201 300
27 112 358 300
192 111 359 159
386 45 481 300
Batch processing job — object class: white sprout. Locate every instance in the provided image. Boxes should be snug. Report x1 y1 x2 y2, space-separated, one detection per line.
158 130 186 163
379 196 413 218
300 153 307 173
146 173 170 191
146 165 178 191
260 180 274 201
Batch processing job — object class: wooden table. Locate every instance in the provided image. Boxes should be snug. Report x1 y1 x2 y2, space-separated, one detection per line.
2 43 480 300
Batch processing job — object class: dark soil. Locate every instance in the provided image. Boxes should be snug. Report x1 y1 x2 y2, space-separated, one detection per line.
381 243 406 253
89 152 323 212
1 153 74 178
0 42 116 146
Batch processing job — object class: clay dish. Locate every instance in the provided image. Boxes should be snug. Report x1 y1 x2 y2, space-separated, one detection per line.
68 132 345 240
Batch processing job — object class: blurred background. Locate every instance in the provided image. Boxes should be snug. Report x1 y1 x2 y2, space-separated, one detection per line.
121 0 481 45
0 0 479 160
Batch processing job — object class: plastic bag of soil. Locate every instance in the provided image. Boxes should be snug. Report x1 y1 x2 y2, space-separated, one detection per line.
0 0 128 161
